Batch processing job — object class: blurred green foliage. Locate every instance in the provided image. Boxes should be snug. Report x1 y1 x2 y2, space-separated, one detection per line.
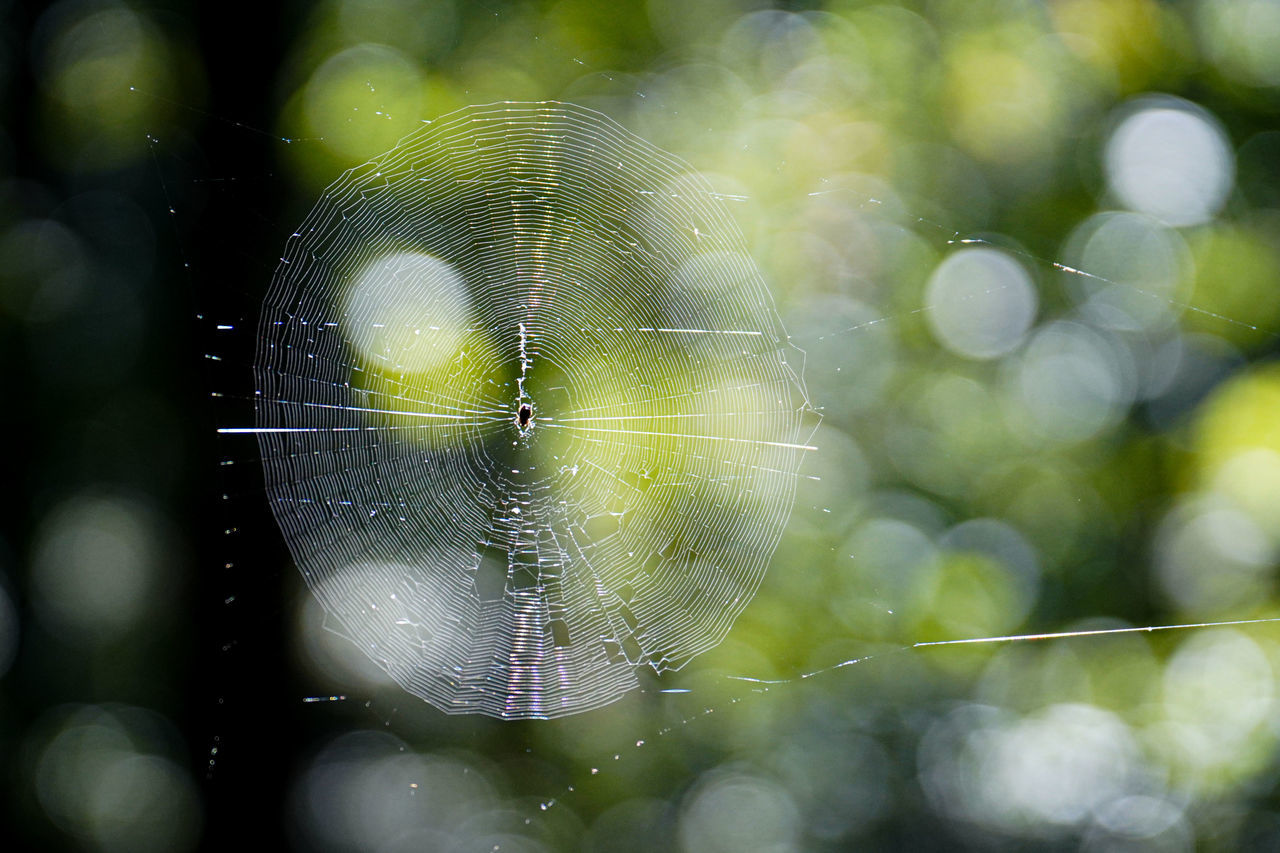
8 0 1280 849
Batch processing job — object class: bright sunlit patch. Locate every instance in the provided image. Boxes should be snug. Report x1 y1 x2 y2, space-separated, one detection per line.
295 571 397 695
1192 363 1280 496
986 704 1139 827
1104 97 1235 227
1189 365 1280 544
299 557 480 698
1211 448 1280 538
342 251 473 378
919 703 1141 836
924 247 1037 360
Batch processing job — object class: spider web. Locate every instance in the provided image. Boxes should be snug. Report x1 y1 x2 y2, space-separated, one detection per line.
235 102 816 719
170 89 1280 850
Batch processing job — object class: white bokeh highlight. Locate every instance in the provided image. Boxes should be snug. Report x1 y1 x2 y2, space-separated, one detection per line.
29 491 170 639
1011 321 1135 444
1154 495 1276 613
1062 211 1191 333
678 768 800 853
925 248 1037 360
1105 98 1235 228
289 731 506 852
920 703 1143 835
33 705 201 852
342 251 472 375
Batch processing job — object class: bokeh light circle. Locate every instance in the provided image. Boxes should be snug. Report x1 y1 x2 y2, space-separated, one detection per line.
1104 97 1235 228
924 247 1037 360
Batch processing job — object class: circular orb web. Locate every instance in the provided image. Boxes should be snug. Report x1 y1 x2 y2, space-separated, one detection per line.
256 101 814 719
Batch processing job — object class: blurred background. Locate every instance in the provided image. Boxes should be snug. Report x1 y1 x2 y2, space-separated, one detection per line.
6 0 1280 849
